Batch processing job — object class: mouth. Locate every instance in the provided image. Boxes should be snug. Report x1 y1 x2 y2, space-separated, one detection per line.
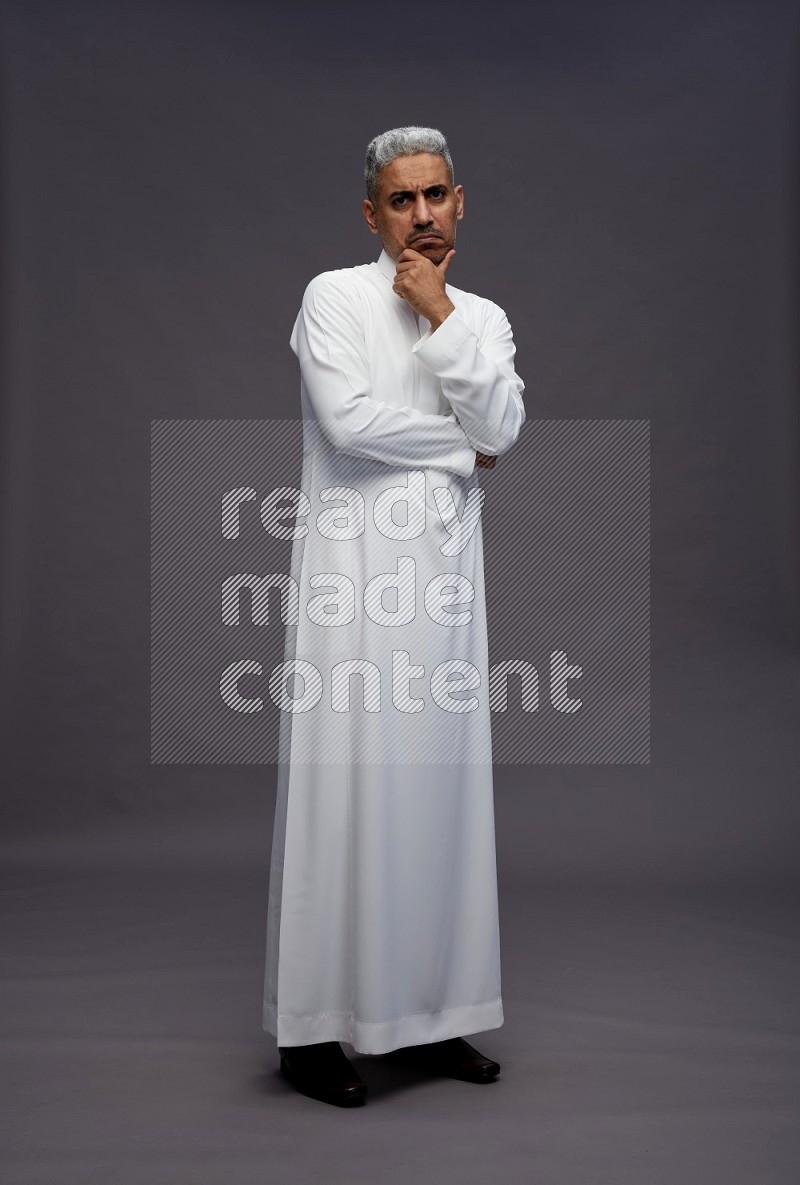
411 234 442 246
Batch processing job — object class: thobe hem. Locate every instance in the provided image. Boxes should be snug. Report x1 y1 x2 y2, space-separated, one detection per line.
261 995 503 1056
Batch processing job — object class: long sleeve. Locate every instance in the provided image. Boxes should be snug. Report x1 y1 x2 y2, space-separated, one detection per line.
291 273 477 477
412 302 526 456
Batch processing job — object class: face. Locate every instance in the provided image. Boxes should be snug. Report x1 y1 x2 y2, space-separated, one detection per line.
362 152 464 264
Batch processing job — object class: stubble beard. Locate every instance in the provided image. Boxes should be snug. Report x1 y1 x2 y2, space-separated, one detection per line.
410 238 451 266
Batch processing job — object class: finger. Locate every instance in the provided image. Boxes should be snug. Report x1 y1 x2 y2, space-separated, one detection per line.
397 248 424 263
437 249 456 272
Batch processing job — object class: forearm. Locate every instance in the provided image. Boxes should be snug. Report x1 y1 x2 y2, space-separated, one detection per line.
301 369 476 475
413 309 525 455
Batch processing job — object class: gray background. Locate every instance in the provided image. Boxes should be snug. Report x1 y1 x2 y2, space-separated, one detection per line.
1 0 799 1181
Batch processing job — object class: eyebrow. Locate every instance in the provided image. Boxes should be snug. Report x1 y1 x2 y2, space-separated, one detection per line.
387 184 448 199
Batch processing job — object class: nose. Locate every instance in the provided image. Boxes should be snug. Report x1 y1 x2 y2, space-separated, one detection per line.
412 193 432 226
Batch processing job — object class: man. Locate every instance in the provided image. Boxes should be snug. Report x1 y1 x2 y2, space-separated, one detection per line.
262 126 526 1107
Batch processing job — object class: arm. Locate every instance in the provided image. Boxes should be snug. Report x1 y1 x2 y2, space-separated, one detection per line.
412 302 526 456
290 273 477 477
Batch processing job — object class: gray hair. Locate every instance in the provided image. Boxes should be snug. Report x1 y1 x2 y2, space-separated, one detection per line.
364 126 454 204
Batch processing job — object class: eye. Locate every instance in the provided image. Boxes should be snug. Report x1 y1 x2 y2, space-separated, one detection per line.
392 196 409 207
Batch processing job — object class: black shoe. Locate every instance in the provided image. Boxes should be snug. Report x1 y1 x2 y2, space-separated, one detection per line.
382 1036 501 1083
278 1041 367 1107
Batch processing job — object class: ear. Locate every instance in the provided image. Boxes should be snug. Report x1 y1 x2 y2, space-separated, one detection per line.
455 184 465 222
362 198 379 235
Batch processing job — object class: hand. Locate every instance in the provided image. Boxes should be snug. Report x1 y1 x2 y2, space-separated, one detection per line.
475 452 496 470
393 248 456 330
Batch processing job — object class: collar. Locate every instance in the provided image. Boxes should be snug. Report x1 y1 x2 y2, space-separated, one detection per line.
376 249 397 282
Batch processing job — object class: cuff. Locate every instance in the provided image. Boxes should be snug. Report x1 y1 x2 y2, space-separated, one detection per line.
444 441 477 477
412 308 473 369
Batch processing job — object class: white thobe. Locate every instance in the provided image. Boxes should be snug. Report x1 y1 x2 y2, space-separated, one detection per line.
262 248 526 1054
